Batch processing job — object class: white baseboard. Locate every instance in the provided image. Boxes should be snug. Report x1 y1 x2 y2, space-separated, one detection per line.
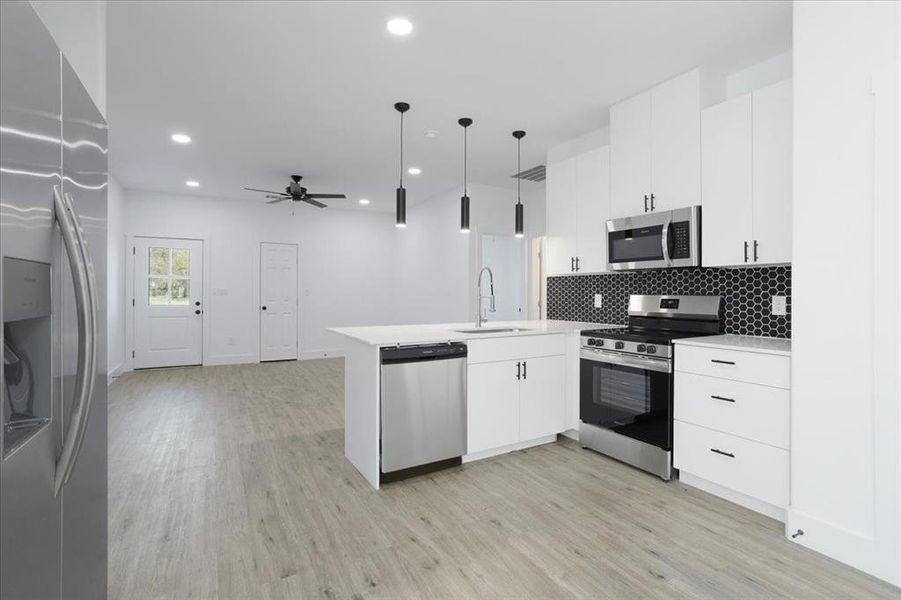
679 471 785 522
463 434 558 464
107 362 124 385
203 353 257 366
561 428 579 442
300 348 345 360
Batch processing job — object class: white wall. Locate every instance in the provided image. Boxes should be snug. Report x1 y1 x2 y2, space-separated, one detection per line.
725 51 792 99
789 0 900 586
393 182 546 325
31 0 106 117
107 176 125 378
123 190 399 365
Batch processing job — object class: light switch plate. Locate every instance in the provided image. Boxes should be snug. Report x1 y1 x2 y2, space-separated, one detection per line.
594 294 603 309
772 295 787 316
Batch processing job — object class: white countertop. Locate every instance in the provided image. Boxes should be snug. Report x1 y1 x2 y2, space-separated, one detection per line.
331 320 617 346
674 334 791 356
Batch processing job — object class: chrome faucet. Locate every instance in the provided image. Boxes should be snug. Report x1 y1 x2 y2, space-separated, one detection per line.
476 266 496 327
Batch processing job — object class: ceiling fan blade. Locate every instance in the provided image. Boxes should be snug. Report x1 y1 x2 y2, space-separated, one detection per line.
266 197 290 204
301 198 328 208
245 187 287 195
305 193 346 199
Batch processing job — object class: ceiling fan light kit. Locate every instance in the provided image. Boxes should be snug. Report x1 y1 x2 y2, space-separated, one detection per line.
395 101 410 228
513 130 526 238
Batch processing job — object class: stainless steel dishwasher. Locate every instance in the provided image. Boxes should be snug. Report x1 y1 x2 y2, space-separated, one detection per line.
380 343 467 478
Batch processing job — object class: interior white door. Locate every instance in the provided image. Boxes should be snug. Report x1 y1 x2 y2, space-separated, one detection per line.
610 90 652 218
701 94 754 267
133 237 203 368
752 79 793 265
650 69 701 211
480 234 524 321
575 146 610 273
544 157 578 275
260 242 298 362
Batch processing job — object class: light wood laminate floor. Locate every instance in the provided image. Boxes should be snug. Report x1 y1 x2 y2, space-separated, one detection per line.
108 359 899 599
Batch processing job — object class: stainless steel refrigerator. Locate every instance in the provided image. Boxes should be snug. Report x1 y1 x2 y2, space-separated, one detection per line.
1 2 108 598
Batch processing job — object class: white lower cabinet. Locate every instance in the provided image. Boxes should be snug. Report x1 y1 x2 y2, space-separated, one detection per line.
674 340 791 520
466 339 566 456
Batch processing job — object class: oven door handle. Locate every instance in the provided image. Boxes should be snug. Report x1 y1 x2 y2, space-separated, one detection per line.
581 348 672 373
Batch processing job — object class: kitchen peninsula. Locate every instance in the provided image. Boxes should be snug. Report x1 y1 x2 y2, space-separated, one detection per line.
331 320 614 488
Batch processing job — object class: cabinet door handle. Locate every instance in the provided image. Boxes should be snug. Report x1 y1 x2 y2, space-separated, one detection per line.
753 240 759 262
644 194 649 212
711 359 736 365
522 361 527 380
650 193 655 211
710 448 735 458
710 395 736 403
516 361 521 380
743 241 749 263
575 257 580 272
570 257 575 272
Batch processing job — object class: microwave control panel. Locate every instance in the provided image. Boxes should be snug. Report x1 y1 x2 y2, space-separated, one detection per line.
670 222 691 258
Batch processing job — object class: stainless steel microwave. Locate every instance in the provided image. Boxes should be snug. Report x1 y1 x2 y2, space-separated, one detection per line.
606 206 701 271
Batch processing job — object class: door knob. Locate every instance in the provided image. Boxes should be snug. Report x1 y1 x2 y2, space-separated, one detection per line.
194 309 201 315
195 301 201 306
261 306 267 311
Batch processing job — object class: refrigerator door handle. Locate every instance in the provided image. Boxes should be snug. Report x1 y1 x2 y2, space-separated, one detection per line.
52 186 98 496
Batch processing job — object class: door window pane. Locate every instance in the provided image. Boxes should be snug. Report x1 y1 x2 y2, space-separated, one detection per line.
172 249 190 276
149 278 169 304
149 248 170 275
170 279 190 304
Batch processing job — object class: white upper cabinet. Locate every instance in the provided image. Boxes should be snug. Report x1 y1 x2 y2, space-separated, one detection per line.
545 146 610 275
701 79 793 267
545 157 578 276
610 91 652 218
751 79 792 265
702 94 754 267
611 69 701 218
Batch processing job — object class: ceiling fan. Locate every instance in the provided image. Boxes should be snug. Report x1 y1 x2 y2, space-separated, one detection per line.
244 175 346 208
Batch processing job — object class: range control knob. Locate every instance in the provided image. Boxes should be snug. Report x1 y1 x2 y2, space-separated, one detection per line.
615 341 625 350
636 344 647 353
587 338 596 346
646 345 657 354
595 339 604 347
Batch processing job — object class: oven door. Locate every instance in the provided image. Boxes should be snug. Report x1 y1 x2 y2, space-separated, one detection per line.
580 348 673 450
606 206 700 270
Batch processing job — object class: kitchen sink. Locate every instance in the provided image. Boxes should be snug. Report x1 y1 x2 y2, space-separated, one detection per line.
453 327 533 334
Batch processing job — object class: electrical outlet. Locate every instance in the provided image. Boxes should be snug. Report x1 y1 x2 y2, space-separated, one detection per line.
772 296 787 316
594 294 603 309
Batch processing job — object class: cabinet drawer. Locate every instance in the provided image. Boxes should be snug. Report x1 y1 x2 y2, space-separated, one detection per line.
675 345 790 388
674 421 788 507
467 334 566 364
674 372 789 449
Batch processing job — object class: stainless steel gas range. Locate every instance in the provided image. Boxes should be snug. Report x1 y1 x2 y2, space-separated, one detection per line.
579 295 721 480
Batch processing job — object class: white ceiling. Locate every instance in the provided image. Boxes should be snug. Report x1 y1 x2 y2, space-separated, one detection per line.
108 1 791 211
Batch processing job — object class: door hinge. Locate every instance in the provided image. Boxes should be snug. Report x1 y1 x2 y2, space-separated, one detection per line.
132 247 136 255
132 350 135 358
132 298 135 306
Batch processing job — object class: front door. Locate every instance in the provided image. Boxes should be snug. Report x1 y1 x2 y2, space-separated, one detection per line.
260 242 298 362
133 237 203 368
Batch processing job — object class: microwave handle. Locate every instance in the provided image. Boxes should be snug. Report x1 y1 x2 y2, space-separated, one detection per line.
661 215 672 266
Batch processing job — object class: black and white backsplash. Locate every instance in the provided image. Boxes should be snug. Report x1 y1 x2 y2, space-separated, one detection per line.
547 266 791 338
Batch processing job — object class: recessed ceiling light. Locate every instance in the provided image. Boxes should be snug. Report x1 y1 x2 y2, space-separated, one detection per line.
171 133 192 144
358 198 370 205
387 18 413 36
185 180 200 187
424 129 439 139
407 167 421 175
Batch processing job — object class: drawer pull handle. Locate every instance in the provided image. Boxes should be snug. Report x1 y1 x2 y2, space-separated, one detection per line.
710 448 735 458
711 359 735 365
711 395 735 403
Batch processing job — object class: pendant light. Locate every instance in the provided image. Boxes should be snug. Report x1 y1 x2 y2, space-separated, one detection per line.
394 102 410 228
458 117 473 233
512 130 526 238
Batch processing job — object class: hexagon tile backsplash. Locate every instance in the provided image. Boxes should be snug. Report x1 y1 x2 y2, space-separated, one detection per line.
547 266 791 338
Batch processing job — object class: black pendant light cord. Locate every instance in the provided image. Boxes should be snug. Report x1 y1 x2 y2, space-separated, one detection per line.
516 137 521 205
399 110 404 187
463 126 467 194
